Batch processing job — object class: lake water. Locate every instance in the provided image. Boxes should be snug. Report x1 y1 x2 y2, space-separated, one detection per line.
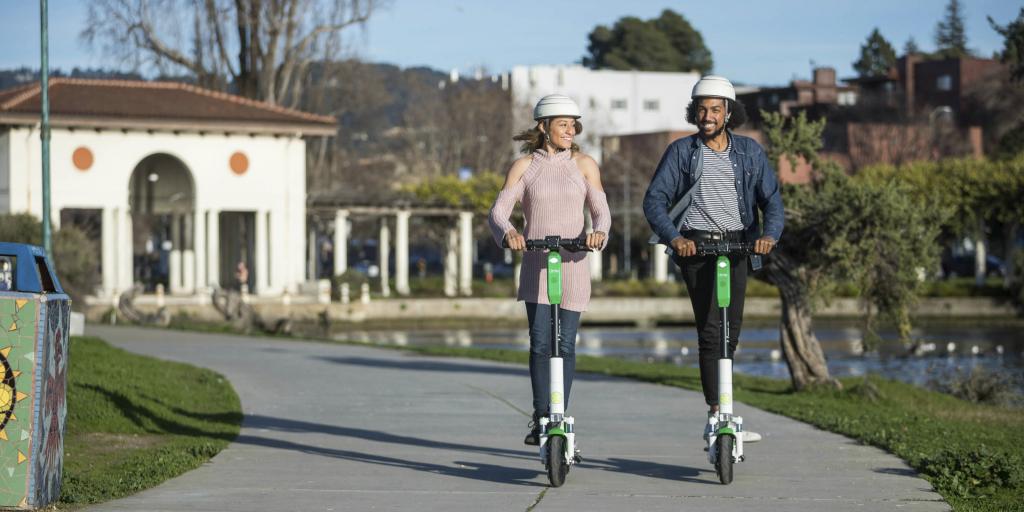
329 318 1024 392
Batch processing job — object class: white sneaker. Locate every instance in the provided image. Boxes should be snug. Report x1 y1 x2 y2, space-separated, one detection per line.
702 421 713 441
741 431 762 443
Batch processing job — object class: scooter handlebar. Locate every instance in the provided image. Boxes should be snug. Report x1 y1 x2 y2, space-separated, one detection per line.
502 235 592 253
694 240 758 257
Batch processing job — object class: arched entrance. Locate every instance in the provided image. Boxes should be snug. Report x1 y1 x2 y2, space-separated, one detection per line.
128 154 195 293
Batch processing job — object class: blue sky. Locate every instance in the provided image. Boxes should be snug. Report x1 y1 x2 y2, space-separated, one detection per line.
2 0 1021 86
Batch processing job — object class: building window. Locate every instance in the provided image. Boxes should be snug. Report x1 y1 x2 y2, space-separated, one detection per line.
643 99 659 111
611 99 627 109
937 74 953 91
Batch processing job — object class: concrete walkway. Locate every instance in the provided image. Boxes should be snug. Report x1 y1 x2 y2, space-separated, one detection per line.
83 326 949 511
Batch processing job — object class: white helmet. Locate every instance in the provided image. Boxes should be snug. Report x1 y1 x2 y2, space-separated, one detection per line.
691 75 736 101
533 94 581 120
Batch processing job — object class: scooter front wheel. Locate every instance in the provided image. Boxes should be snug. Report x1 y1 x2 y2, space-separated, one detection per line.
546 435 569 487
716 435 734 484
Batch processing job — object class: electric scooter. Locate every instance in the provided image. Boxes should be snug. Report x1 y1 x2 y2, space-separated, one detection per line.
506 234 589 487
695 239 757 485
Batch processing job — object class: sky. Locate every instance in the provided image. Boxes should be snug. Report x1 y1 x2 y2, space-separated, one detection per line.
1 0 1022 87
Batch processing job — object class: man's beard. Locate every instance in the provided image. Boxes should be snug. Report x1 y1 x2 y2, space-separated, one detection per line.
700 122 726 141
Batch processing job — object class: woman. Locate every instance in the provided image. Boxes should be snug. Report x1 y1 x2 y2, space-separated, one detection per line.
488 94 611 445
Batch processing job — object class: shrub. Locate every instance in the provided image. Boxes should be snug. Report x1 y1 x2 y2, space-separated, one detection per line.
928 366 1023 406
921 446 1024 498
0 213 99 305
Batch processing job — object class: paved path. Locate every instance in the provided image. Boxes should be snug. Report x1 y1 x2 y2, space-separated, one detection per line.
82 326 949 511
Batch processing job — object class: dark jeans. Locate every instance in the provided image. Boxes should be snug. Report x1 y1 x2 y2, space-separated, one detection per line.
675 254 748 406
525 302 581 417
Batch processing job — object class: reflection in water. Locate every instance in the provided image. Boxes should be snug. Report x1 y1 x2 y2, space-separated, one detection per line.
331 319 1023 391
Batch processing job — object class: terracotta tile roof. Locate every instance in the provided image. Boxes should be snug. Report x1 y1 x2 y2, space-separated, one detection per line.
0 78 336 134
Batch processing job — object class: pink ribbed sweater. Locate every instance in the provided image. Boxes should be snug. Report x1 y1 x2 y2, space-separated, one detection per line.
488 149 611 312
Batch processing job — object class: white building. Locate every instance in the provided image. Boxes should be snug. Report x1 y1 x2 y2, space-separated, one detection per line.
0 79 335 298
508 65 702 162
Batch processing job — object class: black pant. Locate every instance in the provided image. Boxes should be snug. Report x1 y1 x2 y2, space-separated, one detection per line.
675 253 748 406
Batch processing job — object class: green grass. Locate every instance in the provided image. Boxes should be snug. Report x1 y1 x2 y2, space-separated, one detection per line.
61 336 242 507
399 345 1024 512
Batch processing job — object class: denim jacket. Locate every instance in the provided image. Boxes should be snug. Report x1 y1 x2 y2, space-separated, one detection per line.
642 131 784 270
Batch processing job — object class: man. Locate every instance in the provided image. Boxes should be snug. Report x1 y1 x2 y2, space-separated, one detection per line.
642 75 783 442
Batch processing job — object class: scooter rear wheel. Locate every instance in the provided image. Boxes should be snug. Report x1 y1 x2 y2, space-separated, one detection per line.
716 435 734 484
546 435 569 487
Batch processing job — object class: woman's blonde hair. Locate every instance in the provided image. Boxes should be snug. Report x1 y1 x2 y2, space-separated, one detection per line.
513 118 583 155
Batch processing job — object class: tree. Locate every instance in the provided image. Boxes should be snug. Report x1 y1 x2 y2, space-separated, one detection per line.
904 36 921 56
583 9 712 74
989 8 1024 82
854 28 897 78
758 111 945 390
934 0 972 59
0 214 101 306
81 0 379 106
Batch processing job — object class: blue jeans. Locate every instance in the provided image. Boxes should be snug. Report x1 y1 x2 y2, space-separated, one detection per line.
526 302 581 417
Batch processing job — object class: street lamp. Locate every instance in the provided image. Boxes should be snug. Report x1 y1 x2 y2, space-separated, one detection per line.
40 0 52 257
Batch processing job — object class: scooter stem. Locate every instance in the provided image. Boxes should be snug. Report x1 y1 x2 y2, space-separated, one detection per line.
716 255 734 416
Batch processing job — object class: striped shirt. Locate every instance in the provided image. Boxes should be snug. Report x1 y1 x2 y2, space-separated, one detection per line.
681 138 744 232
488 149 611 312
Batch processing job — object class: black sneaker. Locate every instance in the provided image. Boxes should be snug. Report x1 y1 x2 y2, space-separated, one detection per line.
524 418 541 446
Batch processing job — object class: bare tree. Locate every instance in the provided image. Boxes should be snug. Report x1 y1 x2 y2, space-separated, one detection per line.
81 0 380 106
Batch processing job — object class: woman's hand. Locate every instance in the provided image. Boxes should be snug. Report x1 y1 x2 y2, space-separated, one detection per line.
586 231 606 250
505 230 526 251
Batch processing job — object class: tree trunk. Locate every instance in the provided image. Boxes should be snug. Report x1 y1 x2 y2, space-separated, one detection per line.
762 251 842 391
778 291 841 391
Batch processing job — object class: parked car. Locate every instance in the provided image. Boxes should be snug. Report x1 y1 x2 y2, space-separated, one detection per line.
941 252 1005 279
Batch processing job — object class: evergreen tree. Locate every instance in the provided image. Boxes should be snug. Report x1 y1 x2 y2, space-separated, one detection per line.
934 0 972 59
853 28 898 77
989 8 1024 82
583 9 713 74
904 36 921 56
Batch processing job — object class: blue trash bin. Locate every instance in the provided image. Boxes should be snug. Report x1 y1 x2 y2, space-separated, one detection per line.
0 243 71 509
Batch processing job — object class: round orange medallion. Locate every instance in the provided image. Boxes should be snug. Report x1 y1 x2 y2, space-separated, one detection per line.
229 152 249 175
72 147 93 171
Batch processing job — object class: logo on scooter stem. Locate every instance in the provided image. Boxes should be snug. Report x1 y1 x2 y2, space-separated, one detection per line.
550 391 563 404
720 393 732 405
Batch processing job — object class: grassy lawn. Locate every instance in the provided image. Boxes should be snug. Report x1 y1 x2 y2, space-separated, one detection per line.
61 336 242 507
400 345 1024 512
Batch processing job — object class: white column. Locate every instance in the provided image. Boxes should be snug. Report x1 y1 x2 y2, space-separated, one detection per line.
444 226 457 297
654 244 669 283
975 237 987 287
181 214 195 294
458 211 473 296
379 219 391 297
193 209 206 292
333 209 349 276
395 210 410 296
120 209 133 291
168 214 182 294
101 207 116 296
256 210 270 295
207 210 220 288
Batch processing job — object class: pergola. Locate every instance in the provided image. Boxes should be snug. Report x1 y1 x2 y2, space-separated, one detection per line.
312 206 476 297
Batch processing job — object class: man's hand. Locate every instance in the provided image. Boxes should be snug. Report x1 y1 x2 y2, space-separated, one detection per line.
504 230 526 251
754 236 776 255
670 236 696 257
586 231 606 250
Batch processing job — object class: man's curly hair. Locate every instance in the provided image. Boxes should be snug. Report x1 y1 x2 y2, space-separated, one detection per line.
685 98 749 130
